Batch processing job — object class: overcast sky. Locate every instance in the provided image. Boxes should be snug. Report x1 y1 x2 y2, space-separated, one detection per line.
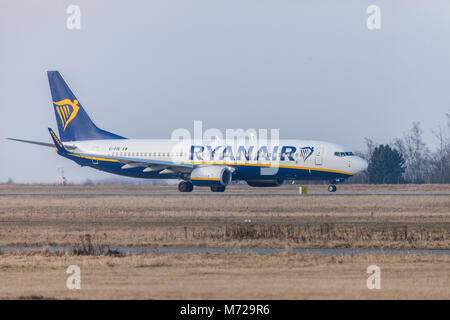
1 1 449 183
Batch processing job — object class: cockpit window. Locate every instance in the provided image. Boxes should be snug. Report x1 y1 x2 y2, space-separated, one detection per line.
345 152 354 156
334 151 354 157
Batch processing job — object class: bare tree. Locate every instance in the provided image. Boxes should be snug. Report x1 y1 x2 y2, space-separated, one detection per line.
393 122 431 183
362 137 376 161
430 113 450 183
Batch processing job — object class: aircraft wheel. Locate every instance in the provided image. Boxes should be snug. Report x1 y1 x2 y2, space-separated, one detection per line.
328 184 337 192
178 181 194 192
210 185 226 192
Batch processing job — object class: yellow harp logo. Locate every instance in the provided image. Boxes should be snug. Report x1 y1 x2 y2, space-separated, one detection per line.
54 99 80 131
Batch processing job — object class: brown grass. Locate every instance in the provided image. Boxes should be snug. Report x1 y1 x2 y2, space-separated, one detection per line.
0 251 448 299
0 185 448 249
1 184 448 300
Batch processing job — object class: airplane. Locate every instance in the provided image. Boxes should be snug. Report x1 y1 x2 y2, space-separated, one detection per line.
8 71 368 192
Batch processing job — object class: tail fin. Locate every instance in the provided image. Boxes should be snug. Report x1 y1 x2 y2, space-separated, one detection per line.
47 71 126 142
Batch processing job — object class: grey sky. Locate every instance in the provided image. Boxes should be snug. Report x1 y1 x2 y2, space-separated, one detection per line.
1 1 449 183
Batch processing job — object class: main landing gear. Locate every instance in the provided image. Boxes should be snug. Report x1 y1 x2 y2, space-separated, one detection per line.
210 185 226 192
177 181 226 192
328 184 337 192
178 181 194 192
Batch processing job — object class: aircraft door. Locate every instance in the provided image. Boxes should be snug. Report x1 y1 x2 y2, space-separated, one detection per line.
92 146 100 165
315 147 323 165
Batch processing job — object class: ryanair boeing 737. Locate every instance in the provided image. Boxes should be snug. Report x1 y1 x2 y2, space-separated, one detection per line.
8 71 368 192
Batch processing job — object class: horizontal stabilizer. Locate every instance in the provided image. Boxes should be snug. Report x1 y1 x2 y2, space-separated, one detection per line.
7 137 76 150
7 138 55 148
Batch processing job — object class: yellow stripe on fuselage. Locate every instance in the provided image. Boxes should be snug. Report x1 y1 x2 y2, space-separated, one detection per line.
67 153 120 162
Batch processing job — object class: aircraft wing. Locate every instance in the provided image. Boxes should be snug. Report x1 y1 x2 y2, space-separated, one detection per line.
71 152 194 173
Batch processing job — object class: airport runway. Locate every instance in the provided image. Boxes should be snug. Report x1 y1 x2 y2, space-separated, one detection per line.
1 191 449 196
1 246 449 255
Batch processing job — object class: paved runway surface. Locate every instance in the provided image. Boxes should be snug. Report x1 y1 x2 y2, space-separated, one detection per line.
1 191 449 196
1 246 449 255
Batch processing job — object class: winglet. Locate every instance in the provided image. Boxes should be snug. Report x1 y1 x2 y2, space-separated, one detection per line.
48 128 67 153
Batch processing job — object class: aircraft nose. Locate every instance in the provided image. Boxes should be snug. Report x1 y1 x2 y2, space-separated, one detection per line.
354 157 368 173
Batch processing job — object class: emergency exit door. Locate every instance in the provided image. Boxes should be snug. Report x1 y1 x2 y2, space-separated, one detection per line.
315 147 323 165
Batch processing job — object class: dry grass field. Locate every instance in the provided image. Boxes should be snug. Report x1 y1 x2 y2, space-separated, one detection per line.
0 251 448 299
0 184 448 299
0 184 448 249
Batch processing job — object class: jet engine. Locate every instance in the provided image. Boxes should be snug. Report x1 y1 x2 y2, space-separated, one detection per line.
246 178 285 187
190 166 232 186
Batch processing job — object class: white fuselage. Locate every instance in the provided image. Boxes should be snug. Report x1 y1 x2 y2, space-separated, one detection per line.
66 139 368 177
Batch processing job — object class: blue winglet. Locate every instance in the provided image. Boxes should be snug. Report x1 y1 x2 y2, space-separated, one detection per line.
48 128 67 153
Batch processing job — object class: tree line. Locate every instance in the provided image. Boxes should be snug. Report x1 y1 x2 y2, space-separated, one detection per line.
351 113 450 184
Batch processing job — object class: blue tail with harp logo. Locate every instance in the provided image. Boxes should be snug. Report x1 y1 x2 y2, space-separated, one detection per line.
47 71 126 142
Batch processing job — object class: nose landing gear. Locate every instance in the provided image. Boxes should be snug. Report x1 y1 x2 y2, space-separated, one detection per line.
178 181 194 192
328 178 344 193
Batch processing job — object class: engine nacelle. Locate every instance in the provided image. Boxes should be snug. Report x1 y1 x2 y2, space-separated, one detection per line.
246 178 285 187
190 166 232 186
